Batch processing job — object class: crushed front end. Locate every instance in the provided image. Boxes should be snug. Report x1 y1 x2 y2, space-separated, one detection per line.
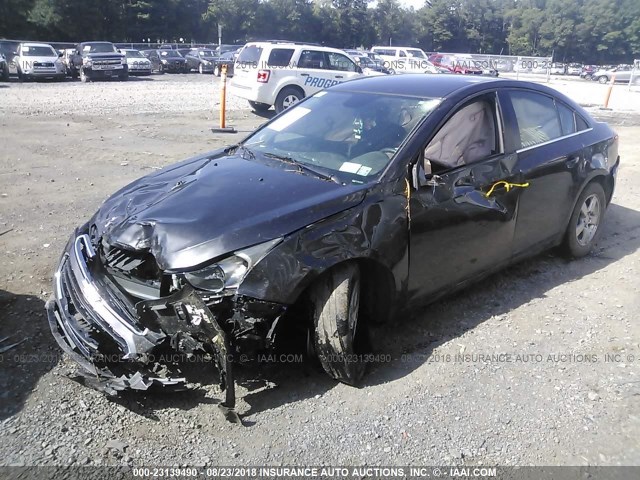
46 232 286 418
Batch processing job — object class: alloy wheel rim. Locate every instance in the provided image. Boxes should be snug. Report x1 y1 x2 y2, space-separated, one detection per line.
282 95 299 109
576 193 601 246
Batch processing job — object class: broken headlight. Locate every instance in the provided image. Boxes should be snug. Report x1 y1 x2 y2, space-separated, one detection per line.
183 238 282 293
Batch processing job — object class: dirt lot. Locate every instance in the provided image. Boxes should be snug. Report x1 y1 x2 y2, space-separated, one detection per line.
1 74 639 467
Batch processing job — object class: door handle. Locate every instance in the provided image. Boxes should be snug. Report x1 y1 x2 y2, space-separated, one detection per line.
300 73 309 77
335 75 344 79
566 155 580 168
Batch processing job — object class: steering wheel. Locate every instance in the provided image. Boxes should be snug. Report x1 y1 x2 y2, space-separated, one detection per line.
380 147 398 158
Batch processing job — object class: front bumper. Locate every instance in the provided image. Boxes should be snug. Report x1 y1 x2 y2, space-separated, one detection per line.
46 233 285 418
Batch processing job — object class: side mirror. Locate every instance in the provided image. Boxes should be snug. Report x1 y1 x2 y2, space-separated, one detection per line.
58 52 63 57
355 65 363 74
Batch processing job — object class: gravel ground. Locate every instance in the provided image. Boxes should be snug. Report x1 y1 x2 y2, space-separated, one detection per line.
0 74 639 468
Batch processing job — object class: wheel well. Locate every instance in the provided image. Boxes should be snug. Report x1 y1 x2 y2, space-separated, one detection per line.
277 84 304 101
590 174 614 205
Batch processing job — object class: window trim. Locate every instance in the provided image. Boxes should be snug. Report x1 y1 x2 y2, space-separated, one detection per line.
516 127 594 154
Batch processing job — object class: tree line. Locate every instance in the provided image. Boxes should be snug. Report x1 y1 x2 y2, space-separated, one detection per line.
1 0 638 63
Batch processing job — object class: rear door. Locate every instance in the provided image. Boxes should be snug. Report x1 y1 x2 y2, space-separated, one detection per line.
502 89 591 257
296 49 339 95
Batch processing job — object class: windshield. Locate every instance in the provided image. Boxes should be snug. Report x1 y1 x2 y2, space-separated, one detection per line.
406 49 427 59
125 50 144 58
22 45 56 57
83 43 117 53
356 56 375 67
161 50 182 58
199 50 215 57
242 91 440 183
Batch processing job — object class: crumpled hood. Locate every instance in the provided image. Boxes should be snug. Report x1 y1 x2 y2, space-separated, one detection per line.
91 150 367 271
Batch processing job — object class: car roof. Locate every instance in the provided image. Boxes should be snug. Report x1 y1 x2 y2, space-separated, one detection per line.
245 41 346 55
330 74 582 106
21 42 54 48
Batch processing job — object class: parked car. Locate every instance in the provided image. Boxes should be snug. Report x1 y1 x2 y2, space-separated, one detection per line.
141 49 188 73
68 41 128 82
183 48 233 76
120 49 152 76
349 52 390 75
0 53 9 81
550 62 566 74
428 53 482 75
371 46 438 74
592 65 633 84
15 42 65 81
0 40 20 75
46 75 619 414
580 65 597 80
231 41 365 113
566 63 582 75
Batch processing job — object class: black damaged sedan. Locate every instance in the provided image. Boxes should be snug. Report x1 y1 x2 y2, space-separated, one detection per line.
47 75 619 413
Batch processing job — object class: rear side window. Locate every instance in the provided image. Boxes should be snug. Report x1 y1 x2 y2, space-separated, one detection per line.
557 102 576 135
509 91 562 148
237 45 262 65
267 48 294 67
576 115 589 131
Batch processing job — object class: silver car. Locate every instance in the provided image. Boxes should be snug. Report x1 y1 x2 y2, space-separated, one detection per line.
121 49 152 76
593 65 634 84
15 42 65 81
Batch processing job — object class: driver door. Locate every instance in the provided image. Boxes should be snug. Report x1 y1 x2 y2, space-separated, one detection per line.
407 93 523 302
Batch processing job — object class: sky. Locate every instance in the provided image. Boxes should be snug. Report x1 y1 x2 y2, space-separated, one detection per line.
398 0 428 8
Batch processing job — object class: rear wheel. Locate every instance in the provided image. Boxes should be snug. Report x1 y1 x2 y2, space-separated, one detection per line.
275 86 303 113
562 182 606 257
311 263 367 385
248 101 270 112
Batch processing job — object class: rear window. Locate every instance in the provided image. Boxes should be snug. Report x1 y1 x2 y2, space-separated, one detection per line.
237 45 262 65
267 48 294 67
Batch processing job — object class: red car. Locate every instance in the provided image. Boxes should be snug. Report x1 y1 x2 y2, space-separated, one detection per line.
429 54 482 74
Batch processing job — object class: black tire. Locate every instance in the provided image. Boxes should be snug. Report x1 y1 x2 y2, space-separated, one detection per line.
1 64 9 82
214 64 220 77
311 263 367 385
80 67 89 83
198 63 204 74
248 101 271 112
562 182 606 258
70 68 78 79
598 75 609 84
119 71 129 81
158 63 164 74
274 86 303 113
17 68 24 82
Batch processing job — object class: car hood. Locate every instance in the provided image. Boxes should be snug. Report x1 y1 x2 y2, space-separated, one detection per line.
85 52 124 59
92 150 368 271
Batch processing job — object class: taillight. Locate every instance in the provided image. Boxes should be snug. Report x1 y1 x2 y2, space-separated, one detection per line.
257 69 270 83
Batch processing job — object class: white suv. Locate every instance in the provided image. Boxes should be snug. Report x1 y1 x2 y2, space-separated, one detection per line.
230 41 365 113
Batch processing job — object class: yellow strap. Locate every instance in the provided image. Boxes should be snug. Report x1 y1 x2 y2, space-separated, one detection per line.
485 180 530 198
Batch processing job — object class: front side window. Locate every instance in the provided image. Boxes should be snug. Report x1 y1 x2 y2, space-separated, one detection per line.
424 96 501 171
242 91 440 183
328 53 356 72
509 91 562 148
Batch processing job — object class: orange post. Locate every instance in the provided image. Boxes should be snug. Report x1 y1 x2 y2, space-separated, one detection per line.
219 64 227 128
603 74 616 108
212 63 236 133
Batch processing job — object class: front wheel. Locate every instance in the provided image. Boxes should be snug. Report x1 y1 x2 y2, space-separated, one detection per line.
562 182 606 257
275 87 303 113
598 75 609 84
311 263 367 385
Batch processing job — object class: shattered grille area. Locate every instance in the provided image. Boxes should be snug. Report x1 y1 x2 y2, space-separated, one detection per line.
101 240 161 280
